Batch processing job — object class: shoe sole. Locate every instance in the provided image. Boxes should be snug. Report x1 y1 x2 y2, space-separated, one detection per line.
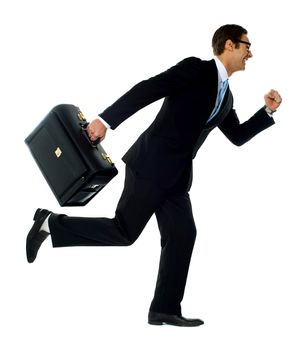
26 208 51 263
148 320 164 326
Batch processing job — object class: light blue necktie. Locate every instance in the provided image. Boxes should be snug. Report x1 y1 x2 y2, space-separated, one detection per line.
207 79 228 123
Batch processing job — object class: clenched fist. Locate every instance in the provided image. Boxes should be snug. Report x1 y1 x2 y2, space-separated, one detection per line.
264 89 282 112
86 118 107 143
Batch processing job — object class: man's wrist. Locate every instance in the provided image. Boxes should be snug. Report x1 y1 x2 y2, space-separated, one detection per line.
264 105 276 116
98 115 111 129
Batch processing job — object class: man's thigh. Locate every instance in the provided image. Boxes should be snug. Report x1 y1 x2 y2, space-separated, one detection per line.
115 166 165 242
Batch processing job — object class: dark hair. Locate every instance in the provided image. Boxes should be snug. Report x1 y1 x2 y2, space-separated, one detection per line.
212 24 248 55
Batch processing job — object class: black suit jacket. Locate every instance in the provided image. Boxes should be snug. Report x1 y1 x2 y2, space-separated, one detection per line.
99 58 275 189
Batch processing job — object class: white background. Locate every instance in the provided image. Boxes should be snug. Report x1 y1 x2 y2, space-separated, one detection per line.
1 0 303 349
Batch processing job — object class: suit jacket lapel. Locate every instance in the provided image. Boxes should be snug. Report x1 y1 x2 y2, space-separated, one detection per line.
205 88 233 128
192 88 233 158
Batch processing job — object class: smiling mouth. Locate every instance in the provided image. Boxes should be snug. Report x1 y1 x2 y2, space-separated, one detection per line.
241 58 247 69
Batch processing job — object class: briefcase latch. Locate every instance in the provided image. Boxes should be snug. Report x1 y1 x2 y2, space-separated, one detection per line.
101 153 114 166
77 109 86 122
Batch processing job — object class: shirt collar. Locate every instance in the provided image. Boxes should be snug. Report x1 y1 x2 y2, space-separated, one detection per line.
214 56 229 83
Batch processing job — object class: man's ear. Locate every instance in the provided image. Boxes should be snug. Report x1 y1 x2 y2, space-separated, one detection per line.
224 39 235 52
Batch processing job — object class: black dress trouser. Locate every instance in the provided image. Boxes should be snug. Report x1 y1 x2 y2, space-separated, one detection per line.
49 166 197 315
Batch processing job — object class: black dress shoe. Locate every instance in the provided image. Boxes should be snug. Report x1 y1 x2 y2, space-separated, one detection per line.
26 208 52 263
148 311 204 327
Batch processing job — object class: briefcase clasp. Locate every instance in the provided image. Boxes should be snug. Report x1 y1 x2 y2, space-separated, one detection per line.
77 109 86 122
101 153 114 166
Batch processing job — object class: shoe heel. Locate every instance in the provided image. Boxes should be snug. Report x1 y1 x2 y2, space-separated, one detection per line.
148 320 163 326
33 208 42 221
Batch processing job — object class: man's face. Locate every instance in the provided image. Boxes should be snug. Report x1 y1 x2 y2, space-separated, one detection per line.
231 34 253 72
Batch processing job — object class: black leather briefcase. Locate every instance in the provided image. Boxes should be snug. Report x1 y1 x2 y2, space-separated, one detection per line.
25 104 118 206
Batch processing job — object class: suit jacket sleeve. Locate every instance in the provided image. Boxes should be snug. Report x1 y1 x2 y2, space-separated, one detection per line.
98 57 202 129
218 107 275 146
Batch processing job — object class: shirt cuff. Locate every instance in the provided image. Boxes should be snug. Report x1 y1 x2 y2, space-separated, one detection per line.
98 116 111 129
264 105 276 117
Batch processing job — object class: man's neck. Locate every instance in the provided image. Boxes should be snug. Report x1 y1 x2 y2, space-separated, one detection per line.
215 55 233 77
214 56 229 81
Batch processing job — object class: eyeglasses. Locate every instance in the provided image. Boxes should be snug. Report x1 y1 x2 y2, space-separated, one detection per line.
235 39 251 52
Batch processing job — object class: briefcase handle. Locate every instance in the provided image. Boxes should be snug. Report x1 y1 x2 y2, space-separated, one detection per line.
79 121 101 147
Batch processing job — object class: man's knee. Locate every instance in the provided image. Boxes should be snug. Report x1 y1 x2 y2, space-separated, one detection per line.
161 223 197 248
177 220 197 240
122 228 141 246
183 225 197 245
125 236 137 246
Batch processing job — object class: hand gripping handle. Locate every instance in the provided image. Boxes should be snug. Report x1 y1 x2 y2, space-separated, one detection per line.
79 121 101 147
